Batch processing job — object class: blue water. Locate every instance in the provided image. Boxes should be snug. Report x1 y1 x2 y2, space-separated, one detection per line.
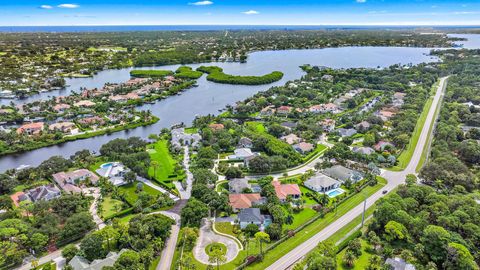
326 188 345 198
0 25 479 33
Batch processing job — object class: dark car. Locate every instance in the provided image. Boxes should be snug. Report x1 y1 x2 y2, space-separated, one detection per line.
382 190 388 194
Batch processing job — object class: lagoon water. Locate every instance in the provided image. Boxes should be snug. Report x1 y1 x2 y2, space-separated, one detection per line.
0 45 461 171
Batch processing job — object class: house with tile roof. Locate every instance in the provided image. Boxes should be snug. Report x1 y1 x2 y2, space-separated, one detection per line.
323 165 363 183
69 249 127 270
16 122 44 135
293 142 315 154
281 133 300 145
52 169 99 193
24 185 61 202
272 181 301 202
229 194 265 212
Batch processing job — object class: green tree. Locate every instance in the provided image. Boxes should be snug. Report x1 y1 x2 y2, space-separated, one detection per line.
113 250 143 269
208 247 226 270
421 225 451 264
443 242 478 270
80 233 106 261
342 250 357 267
384 220 409 242
254 231 270 255
62 244 79 262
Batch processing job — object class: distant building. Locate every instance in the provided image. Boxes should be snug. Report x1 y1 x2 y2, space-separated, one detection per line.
260 106 275 117
272 181 301 202
171 128 201 150
229 148 258 162
228 178 252 194
52 169 99 193
49 122 76 133
237 208 271 229
69 249 127 270
336 128 357 138
385 257 416 270
16 122 44 135
73 100 96 108
53 103 71 112
355 121 371 131
238 137 253 148
23 185 61 202
229 194 265 212
320 119 336 132
352 146 375 155
323 165 363 183
276 106 292 115
374 141 395 152
96 162 128 186
281 133 300 145
293 142 314 154
304 174 341 193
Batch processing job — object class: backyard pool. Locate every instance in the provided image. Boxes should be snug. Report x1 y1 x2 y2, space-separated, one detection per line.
326 188 345 198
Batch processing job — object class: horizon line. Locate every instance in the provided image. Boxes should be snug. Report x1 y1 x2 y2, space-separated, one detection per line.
1 24 480 27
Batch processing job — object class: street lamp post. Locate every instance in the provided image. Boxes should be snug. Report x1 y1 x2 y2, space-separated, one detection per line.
361 191 367 227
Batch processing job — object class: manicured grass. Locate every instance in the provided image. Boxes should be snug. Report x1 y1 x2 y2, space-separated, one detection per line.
101 197 125 218
215 222 238 238
246 178 386 270
118 181 162 205
336 239 373 270
284 208 317 231
245 121 266 133
302 144 328 162
147 139 181 189
299 186 319 206
184 127 198 134
205 242 227 256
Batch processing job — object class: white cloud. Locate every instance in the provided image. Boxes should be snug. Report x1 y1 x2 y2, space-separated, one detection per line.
356 0 366 3
57 4 79 8
189 1 213 6
40 5 53 9
242 10 259 15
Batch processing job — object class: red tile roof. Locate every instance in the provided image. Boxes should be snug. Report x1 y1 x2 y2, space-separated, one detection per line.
272 181 301 200
229 194 261 209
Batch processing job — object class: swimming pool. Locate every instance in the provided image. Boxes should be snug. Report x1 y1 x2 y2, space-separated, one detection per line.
326 188 345 198
100 162 114 168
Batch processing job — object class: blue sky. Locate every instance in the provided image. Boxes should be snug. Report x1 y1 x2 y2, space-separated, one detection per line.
1 0 480 26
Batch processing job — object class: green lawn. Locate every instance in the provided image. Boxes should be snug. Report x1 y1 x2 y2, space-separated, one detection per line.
336 239 373 269
299 186 319 206
215 222 238 238
245 121 266 133
284 208 317 231
302 144 328 162
245 177 386 270
101 196 125 218
184 127 198 134
147 140 181 189
118 181 162 205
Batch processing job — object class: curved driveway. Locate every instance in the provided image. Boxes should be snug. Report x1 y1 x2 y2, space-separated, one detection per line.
265 76 448 270
193 219 240 265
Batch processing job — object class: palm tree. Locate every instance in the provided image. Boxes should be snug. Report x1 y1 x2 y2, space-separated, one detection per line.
343 250 357 267
254 232 270 256
208 248 226 270
151 160 159 178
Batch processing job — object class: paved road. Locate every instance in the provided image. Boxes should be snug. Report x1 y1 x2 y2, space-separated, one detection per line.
174 146 193 199
266 76 448 270
155 211 181 270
